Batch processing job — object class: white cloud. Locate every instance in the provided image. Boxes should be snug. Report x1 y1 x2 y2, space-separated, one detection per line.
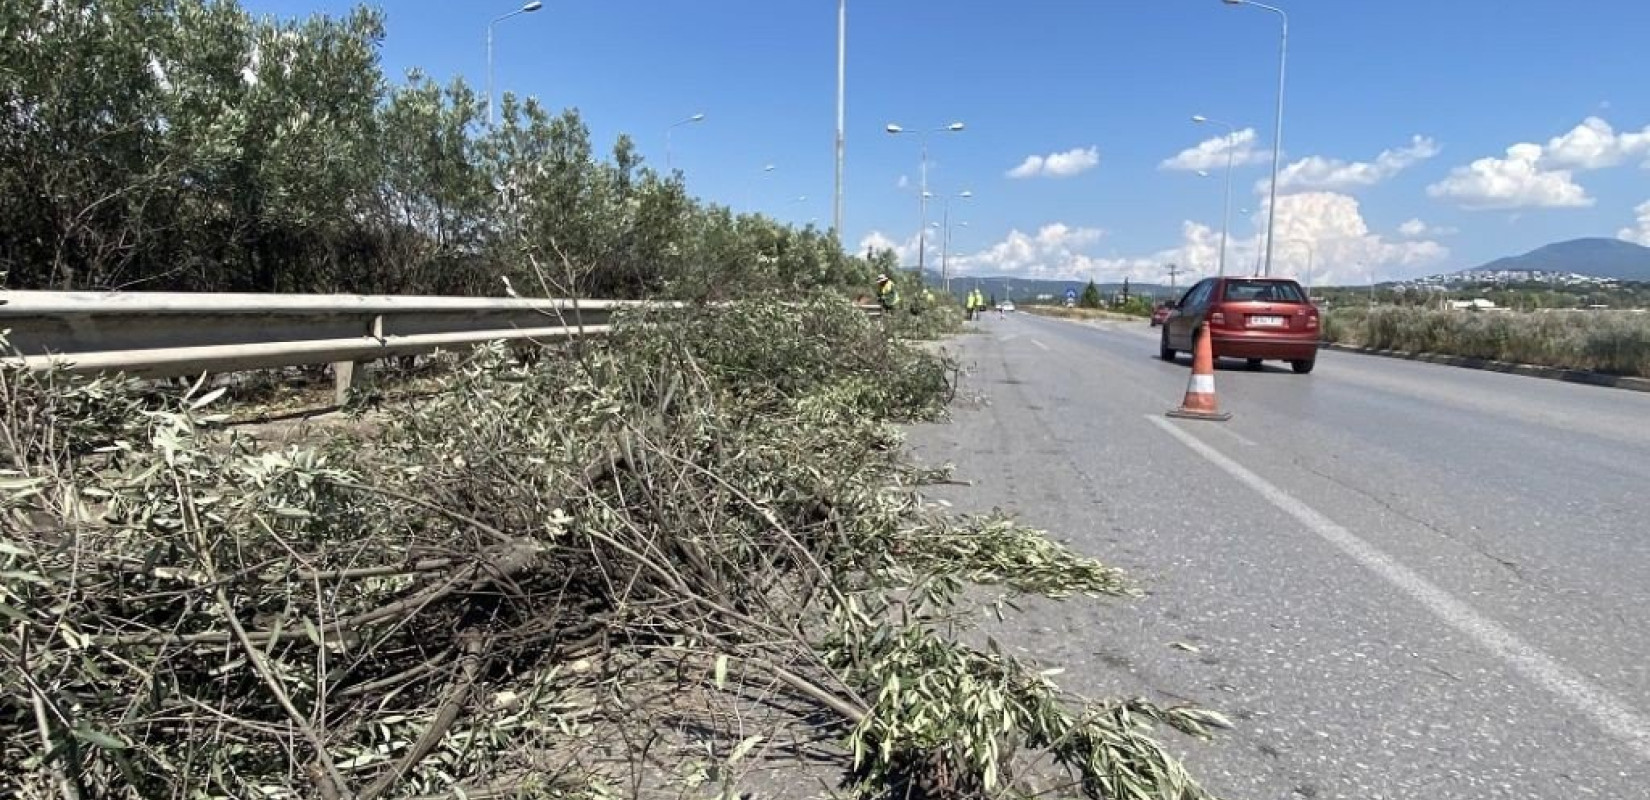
954 223 1106 275
1619 200 1650 246
1006 146 1100 179
943 192 1446 287
1426 143 1593 210
1397 218 1457 238
858 227 967 270
858 230 927 267
1427 116 1650 210
1541 117 1650 170
1160 129 1267 171
1271 136 1438 193
895 175 910 190
1255 192 1449 286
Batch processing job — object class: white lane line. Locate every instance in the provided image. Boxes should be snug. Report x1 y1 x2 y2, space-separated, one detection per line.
1029 338 1050 352
1213 426 1259 447
1147 414 1650 760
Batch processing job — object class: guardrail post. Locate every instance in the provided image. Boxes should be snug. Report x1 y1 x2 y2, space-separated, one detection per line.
333 361 357 406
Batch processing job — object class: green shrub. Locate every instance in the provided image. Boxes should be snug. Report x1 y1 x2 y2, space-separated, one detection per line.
1322 307 1650 377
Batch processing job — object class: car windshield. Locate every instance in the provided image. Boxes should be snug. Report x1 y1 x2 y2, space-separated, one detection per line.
1223 281 1306 303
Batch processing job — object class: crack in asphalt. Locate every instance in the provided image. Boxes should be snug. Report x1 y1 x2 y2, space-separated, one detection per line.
1290 454 1545 588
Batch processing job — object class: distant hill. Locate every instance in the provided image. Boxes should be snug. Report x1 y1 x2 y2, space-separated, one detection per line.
911 271 1174 302
1465 238 1650 281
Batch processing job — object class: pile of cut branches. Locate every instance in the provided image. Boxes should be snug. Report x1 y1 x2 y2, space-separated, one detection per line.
2 297 1224 799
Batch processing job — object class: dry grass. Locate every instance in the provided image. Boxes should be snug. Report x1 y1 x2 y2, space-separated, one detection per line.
1323 307 1650 377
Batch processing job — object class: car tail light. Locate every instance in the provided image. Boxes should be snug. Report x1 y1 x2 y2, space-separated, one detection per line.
1209 310 1227 327
1306 312 1320 330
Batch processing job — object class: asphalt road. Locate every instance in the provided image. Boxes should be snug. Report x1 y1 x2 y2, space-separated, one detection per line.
904 311 1650 800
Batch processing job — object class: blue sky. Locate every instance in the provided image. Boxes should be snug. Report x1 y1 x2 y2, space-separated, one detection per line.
246 0 1650 286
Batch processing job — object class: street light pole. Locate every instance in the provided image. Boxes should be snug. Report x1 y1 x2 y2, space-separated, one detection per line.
665 112 706 172
944 221 969 295
934 190 972 293
486 1 544 128
1192 115 1238 277
918 135 929 275
886 122 964 274
1223 0 1287 276
835 0 846 238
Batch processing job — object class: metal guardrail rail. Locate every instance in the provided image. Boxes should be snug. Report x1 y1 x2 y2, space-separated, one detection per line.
0 291 643 403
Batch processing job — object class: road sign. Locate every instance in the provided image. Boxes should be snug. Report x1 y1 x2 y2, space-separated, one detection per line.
1065 288 1077 301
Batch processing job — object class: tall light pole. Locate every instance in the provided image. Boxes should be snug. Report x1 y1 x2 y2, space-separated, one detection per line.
930 190 972 293
945 221 969 294
487 1 544 128
1222 0 1287 276
665 112 706 172
1192 114 1238 276
886 121 965 274
834 0 847 238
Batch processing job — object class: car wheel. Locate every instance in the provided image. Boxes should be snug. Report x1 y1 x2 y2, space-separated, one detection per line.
1159 329 1176 362
1246 358 1264 370
1291 358 1316 375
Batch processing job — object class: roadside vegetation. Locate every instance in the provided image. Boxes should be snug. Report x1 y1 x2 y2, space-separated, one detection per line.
2 299 1227 799
1025 305 1146 323
0 1 881 301
1322 306 1650 377
3 3 1232 796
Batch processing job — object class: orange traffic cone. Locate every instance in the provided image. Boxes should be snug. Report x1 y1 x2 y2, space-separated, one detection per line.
1166 324 1231 421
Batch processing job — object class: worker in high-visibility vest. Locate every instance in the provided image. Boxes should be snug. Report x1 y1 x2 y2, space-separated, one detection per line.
874 274 901 312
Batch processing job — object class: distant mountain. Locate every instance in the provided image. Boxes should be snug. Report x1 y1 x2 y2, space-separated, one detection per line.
1464 238 1650 281
911 271 1174 302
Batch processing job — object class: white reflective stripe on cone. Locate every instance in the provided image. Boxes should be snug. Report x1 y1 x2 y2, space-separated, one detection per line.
1190 374 1216 394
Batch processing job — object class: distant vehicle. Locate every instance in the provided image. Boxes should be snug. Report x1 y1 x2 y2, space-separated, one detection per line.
1159 277 1320 374
1149 302 1174 327
1000 302 1015 313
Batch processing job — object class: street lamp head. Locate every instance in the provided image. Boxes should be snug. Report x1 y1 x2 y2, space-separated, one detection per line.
885 123 905 134
522 1 544 11
1196 170 1210 177
1192 114 1209 123
958 190 973 198
690 113 706 122
1221 0 1245 5
945 122 966 132
921 191 934 198
762 164 776 172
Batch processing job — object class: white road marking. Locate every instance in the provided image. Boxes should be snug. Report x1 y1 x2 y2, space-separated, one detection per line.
1148 414 1650 760
1213 426 1259 447
1029 338 1050 352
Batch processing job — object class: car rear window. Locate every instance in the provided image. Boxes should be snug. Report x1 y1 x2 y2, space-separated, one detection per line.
1221 280 1305 303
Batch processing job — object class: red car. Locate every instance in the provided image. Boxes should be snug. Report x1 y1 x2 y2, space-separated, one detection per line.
1158 277 1320 374
1149 302 1174 327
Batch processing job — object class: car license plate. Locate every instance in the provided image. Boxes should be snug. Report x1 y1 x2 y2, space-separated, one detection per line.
1249 315 1286 328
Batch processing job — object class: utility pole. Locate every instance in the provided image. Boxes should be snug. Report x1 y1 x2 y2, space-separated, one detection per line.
1165 263 1185 291
834 0 846 238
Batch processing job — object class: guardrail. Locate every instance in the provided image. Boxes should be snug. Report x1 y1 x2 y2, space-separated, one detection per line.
0 291 644 403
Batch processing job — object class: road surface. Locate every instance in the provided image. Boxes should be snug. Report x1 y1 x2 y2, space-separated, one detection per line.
905 311 1650 800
